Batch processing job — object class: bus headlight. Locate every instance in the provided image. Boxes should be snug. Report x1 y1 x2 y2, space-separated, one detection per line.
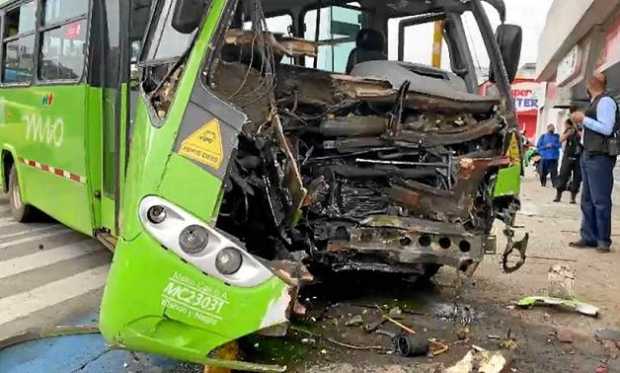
216 247 243 274
139 196 273 288
179 225 209 254
147 205 167 224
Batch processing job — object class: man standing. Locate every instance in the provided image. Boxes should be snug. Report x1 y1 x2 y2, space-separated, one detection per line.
554 119 582 204
536 124 561 187
570 73 618 253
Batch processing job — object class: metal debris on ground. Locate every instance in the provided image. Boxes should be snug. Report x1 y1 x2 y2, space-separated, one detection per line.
516 296 600 317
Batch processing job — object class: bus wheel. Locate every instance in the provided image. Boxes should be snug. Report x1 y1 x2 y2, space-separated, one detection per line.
8 165 35 222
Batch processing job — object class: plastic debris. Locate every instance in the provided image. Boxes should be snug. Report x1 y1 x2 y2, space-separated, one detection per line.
516 296 599 317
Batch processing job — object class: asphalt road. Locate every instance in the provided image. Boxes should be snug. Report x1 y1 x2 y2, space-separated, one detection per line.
0 194 111 341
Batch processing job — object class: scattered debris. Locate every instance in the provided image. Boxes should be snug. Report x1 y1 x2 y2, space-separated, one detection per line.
394 334 429 357
556 327 575 344
595 364 609 373
432 303 478 325
325 337 385 351
446 347 510 373
547 265 575 299
516 296 600 317
301 338 317 345
345 315 364 327
389 306 404 320
499 338 518 351
364 318 387 334
428 339 449 357
594 328 620 343
377 307 417 335
456 326 470 341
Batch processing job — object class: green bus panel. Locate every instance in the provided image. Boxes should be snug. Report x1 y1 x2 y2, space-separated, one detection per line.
0 85 95 235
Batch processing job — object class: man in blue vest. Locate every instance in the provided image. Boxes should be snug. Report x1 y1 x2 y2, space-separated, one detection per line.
569 72 618 253
536 124 561 187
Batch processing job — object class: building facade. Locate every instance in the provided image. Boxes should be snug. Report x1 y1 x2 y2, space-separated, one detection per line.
536 0 620 138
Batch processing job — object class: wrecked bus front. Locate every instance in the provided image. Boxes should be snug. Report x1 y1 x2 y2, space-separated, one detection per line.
101 0 524 367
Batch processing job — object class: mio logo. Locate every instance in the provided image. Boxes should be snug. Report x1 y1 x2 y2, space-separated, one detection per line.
23 113 64 147
42 93 54 106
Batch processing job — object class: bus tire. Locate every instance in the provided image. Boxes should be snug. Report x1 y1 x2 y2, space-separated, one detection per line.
8 165 35 222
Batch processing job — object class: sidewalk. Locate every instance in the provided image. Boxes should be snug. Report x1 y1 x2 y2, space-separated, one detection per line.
472 168 620 334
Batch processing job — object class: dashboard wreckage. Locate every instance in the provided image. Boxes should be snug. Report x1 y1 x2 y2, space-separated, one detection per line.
98 0 528 369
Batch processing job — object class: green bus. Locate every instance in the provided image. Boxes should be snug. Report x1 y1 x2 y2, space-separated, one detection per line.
0 0 525 369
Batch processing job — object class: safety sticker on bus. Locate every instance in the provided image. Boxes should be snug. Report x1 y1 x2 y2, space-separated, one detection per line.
506 132 520 164
178 119 223 170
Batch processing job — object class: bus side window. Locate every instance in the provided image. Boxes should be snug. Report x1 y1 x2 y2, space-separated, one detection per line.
2 1 36 84
38 0 88 81
143 0 195 63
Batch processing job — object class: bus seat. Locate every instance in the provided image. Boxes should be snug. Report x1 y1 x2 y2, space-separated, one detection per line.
345 28 387 74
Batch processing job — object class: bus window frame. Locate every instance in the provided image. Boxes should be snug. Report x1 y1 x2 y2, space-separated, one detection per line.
0 0 92 87
35 0 90 85
0 0 38 87
137 0 197 68
299 1 372 72
394 12 479 93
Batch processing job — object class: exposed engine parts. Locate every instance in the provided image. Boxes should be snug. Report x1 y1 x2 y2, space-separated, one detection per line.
195 2 524 279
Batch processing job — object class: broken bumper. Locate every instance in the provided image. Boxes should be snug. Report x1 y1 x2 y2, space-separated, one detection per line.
99 228 297 365
314 215 495 275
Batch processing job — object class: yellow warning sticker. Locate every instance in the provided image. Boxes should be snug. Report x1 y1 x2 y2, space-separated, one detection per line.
179 119 224 170
506 133 520 164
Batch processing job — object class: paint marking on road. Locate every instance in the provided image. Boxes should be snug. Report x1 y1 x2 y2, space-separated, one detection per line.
0 265 109 325
0 241 101 279
0 217 17 226
0 224 66 241
0 229 75 249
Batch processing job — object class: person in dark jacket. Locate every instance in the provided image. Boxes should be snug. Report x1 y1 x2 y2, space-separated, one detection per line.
569 72 618 253
536 124 561 187
554 119 583 203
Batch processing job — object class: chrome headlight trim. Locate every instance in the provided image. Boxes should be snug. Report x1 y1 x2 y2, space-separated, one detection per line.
139 196 273 288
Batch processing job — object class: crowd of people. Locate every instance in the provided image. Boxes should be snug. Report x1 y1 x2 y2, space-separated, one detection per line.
526 73 618 253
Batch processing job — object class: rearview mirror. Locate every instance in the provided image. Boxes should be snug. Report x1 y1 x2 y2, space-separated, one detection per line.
492 24 522 83
172 0 207 34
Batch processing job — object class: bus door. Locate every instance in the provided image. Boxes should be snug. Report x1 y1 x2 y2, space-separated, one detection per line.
92 0 152 237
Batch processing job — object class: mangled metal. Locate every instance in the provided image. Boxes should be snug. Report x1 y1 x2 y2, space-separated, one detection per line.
198 2 525 281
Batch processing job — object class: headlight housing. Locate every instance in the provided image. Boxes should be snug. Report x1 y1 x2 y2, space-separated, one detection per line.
139 196 272 287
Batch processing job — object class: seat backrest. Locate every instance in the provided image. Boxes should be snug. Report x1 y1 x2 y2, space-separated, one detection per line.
346 29 387 74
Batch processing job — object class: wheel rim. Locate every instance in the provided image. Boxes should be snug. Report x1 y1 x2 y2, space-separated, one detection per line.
11 177 22 210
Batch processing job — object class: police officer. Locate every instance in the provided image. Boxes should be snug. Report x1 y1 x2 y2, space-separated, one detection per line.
569 72 618 253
